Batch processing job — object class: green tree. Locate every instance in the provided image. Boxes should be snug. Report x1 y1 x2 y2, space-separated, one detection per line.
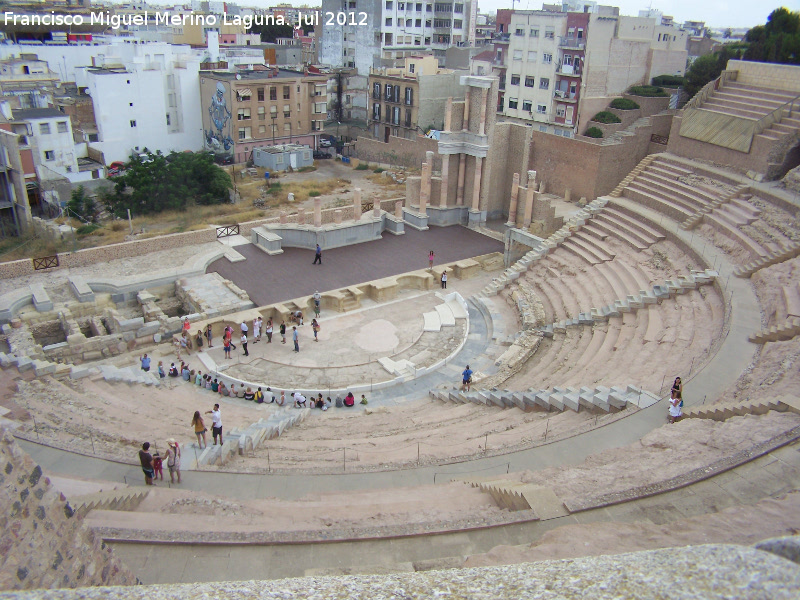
66 185 97 223
684 45 742 98
104 150 232 217
744 8 800 64
248 23 294 43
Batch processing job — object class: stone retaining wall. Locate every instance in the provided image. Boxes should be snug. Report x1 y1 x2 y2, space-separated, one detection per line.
0 428 137 591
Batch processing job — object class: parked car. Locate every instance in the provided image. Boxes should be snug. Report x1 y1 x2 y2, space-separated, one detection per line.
313 150 332 159
213 154 234 165
319 139 332 148
107 161 125 177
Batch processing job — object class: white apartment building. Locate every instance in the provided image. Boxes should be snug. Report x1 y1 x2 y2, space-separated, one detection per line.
73 45 203 164
320 0 476 75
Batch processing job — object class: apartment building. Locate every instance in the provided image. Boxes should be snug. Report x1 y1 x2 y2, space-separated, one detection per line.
320 0 477 75
199 69 328 164
0 57 60 110
368 55 466 141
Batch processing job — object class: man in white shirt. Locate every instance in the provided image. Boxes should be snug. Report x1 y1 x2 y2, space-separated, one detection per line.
240 320 248 334
253 317 262 342
293 392 306 408
205 404 223 445
241 332 249 357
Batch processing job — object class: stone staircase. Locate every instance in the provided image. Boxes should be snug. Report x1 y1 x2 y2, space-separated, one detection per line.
68 488 151 518
536 269 718 337
429 383 658 413
422 294 468 332
195 407 311 467
682 396 800 421
0 350 90 380
734 241 800 278
459 478 568 517
681 184 753 230
749 317 800 344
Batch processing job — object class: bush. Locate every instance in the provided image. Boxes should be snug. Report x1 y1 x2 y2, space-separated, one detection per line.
627 85 668 97
373 168 384 173
76 224 101 236
266 182 283 196
308 191 321 197
354 163 370 170
610 98 640 110
592 111 622 124
585 127 603 138
651 75 686 87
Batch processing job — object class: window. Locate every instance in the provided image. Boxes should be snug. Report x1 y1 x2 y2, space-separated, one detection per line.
556 105 566 117
57 121 68 133
88 133 99 142
433 18 451 27
373 82 381 99
270 87 277 100
283 123 291 131
259 125 266 134
542 53 552 64
386 0 393 7
399 2 405 8
283 104 291 118
515 28 524 36
454 3 463 12
283 86 290 99
385 33 393 44
39 123 50 135
238 127 251 140
270 106 277 115
409 63 415 73
510 75 520 85
416 3 422 10
522 101 532 111
415 18 421 26
392 106 400 125
537 104 547 114
508 98 518 109
528 51 537 62
539 78 549 90
385 17 392 26
454 19 462 28
530 28 539 37
44 150 55 160
524 76 535 87
544 27 554 39
237 89 251 101
130 120 137 127
406 19 412 26
373 103 381 120
237 108 251 120
257 87 264 102
512 49 522 60
405 108 412 127
258 106 266 120
567 28 575 38
166 114 171 126
577 28 584 39
405 87 414 105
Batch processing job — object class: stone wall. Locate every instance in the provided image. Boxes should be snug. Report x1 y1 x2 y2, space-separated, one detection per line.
0 428 137 590
355 135 440 170
729 59 800 93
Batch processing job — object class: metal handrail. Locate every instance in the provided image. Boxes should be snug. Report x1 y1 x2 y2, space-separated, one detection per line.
683 69 737 110
753 95 800 136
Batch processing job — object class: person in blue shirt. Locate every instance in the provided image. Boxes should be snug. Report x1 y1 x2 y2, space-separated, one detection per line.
462 365 473 392
140 354 151 372
312 243 322 265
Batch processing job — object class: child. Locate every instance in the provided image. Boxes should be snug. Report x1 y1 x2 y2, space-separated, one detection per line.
158 361 165 378
152 450 164 481
360 394 368 405
312 319 321 342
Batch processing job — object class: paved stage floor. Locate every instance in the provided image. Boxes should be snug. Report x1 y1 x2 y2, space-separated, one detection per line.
207 226 504 306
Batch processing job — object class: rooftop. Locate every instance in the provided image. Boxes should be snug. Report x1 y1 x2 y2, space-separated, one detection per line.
12 108 65 120
205 69 324 81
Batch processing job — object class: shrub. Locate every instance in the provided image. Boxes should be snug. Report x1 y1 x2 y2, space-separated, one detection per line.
610 98 640 110
354 163 370 170
585 127 603 138
651 75 686 87
627 85 668 97
592 111 622 124
76 224 101 235
373 168 384 173
266 182 283 196
308 191 321 197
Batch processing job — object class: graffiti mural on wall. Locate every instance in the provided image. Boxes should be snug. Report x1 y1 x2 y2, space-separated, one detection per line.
204 81 234 154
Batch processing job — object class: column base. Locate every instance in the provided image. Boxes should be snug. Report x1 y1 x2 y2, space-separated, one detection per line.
468 209 487 228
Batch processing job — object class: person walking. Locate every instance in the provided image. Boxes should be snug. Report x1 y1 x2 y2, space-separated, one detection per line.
280 321 287 344
461 365 473 392
265 318 273 343
668 390 682 424
191 411 207 448
312 243 322 265
164 439 182 484
311 319 320 342
292 326 299 352
205 324 214 348
205 404 223 445
441 270 447 289
223 336 231 359
428 249 435 269
138 442 156 486
241 331 249 357
140 354 151 372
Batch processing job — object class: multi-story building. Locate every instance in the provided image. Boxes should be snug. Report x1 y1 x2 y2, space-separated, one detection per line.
0 57 60 109
320 0 477 75
74 44 204 163
368 54 466 141
199 68 328 164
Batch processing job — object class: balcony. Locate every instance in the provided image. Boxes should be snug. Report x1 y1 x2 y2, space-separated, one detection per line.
491 32 510 43
555 62 582 77
553 90 578 103
558 36 585 49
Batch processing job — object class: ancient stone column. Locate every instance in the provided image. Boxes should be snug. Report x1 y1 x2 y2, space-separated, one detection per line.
456 154 466 205
419 162 429 216
334 209 343 224
313 196 322 227
539 181 546 194
444 96 453 132
506 172 520 226
479 87 488 136
462 88 471 131
279 211 287 224
523 185 536 228
373 200 381 218
353 187 362 221
564 188 571 203
395 200 404 219
439 155 450 207
471 157 483 212
297 207 305 225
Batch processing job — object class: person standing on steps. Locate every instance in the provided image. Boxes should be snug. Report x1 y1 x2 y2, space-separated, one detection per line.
313 243 322 265
280 320 287 344
428 249 435 269
205 404 223 445
292 326 300 352
164 438 181 484
140 353 151 372
462 365 473 392
441 270 447 289
205 324 214 348
138 442 156 486
265 318 273 343
241 331 249 357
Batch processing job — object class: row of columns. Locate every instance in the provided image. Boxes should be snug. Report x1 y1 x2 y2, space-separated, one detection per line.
505 170 539 228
